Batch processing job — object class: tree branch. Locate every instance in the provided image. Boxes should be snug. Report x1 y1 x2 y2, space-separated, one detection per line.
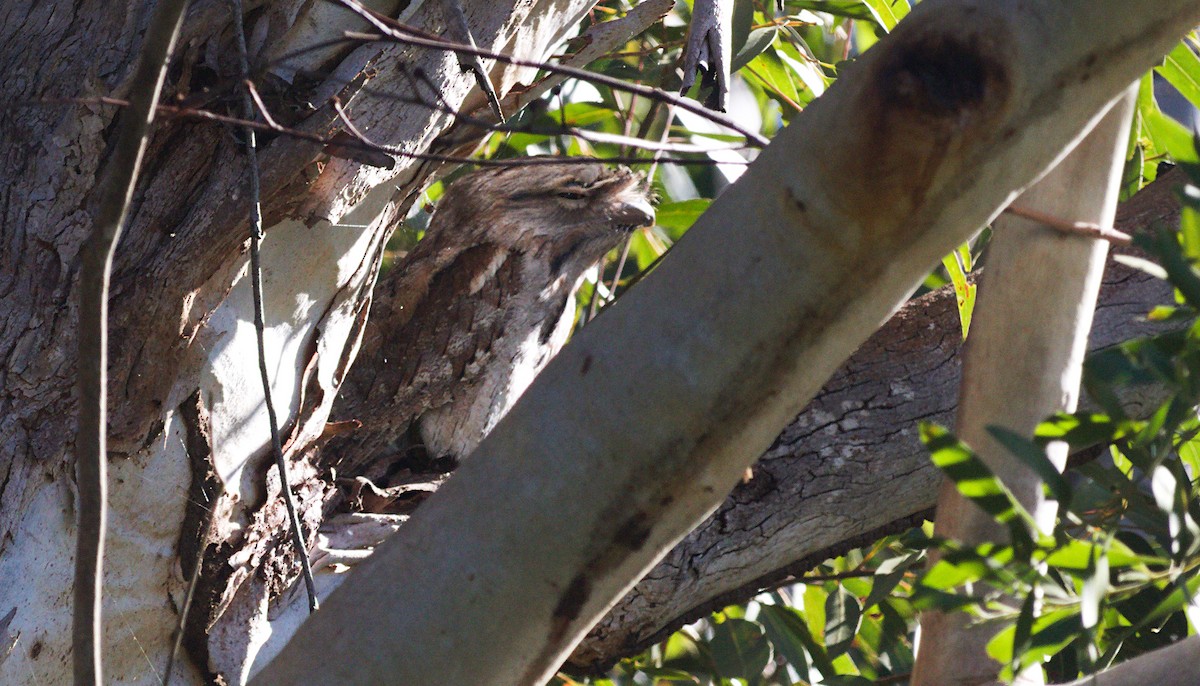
254 3 1200 684
569 166 1185 670
1058 633 1200 686
912 84 1137 686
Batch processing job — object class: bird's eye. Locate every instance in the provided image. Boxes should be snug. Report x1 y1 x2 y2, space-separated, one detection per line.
556 191 587 200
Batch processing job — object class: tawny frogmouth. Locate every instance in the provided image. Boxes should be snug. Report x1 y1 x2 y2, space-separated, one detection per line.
326 160 656 489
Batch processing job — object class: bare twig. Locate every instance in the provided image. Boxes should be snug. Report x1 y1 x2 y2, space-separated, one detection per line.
21 95 739 168
444 0 505 122
403 67 751 155
74 2 191 683
229 0 320 614
1006 203 1133 245
511 0 675 115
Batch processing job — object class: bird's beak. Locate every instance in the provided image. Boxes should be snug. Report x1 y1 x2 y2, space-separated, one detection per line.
612 195 656 230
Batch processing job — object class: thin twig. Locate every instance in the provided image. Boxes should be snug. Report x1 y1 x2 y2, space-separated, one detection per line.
24 95 738 168
1005 203 1132 245
328 94 740 169
607 237 635 306
332 0 770 146
403 67 752 154
444 0 505 122
230 0 319 613
73 2 190 684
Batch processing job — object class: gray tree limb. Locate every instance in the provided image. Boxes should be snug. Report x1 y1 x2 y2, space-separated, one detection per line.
569 166 1183 670
913 85 1137 686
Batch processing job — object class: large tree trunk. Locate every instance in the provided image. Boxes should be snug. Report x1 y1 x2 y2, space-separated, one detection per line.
0 1 599 682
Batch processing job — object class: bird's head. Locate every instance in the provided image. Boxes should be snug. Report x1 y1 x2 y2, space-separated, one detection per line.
430 160 656 281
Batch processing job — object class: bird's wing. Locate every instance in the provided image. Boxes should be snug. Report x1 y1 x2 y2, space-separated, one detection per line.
324 240 515 477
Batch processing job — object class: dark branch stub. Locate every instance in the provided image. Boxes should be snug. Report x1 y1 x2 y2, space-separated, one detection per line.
678 0 733 112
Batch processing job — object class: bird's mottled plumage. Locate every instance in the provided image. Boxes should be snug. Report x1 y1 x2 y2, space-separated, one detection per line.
327 161 654 484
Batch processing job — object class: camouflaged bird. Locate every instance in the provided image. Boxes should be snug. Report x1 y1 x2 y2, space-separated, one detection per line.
326 160 655 486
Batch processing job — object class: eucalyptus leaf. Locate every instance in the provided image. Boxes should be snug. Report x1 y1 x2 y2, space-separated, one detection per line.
825 586 862 657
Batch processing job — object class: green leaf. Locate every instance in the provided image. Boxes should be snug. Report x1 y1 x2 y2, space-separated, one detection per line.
921 423 1038 552
1136 227 1200 310
1182 190 1200 262
1112 254 1169 281
987 424 1071 505
759 602 811 675
941 242 975 338
732 27 778 74
745 48 802 107
1157 39 1200 109
1137 73 1200 164
919 541 1012 591
1009 591 1038 672
860 0 909 31
708 618 771 680
990 609 1082 679
635 667 701 682
731 0 755 60
822 677 874 686
864 553 919 609
654 199 712 238
825 586 863 657
803 584 828 642
1045 538 1162 570
1139 569 1200 626
784 1 877 21
759 604 837 678
1080 544 1109 630
1036 413 1126 448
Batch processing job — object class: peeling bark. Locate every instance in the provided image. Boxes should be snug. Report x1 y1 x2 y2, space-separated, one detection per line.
679 0 733 111
0 0 602 683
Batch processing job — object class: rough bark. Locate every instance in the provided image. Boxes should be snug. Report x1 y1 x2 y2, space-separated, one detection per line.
1 2 1195 685
0 0 599 683
257 3 1200 685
